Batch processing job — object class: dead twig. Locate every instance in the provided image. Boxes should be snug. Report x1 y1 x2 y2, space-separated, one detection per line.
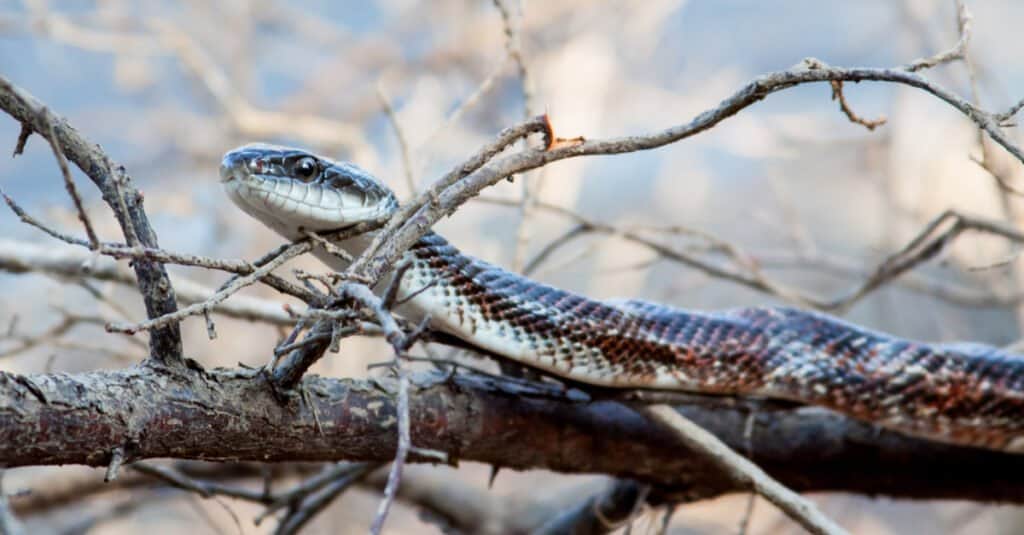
903 0 971 72
376 84 417 196
275 463 375 535
829 80 887 130
643 405 848 535
105 240 312 335
42 111 100 249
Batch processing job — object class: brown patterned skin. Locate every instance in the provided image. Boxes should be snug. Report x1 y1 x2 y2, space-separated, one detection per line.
220 144 1024 453
406 232 1024 452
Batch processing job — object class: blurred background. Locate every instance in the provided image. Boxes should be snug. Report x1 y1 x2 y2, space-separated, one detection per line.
3 0 1024 533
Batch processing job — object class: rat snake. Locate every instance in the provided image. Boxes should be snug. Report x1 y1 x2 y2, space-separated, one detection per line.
220 143 1024 453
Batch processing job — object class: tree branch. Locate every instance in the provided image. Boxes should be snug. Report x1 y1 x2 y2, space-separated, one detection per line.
357 58 1024 291
2 367 1024 504
0 75 183 366
643 405 847 535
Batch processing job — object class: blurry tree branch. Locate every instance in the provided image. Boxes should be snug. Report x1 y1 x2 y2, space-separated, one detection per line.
479 197 1024 311
149 21 370 155
12 460 637 535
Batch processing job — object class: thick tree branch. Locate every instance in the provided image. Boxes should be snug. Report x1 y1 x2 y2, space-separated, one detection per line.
2 367 1024 504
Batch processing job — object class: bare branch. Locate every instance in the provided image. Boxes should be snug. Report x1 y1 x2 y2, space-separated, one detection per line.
829 80 887 131
369 367 409 535
105 240 312 335
275 463 373 535
349 115 550 278
0 75 184 366
42 110 99 249
2 368 1024 503
2 192 313 301
643 405 848 535
532 480 649 535
0 238 299 327
104 447 125 482
355 59 1024 295
995 96 1024 124
481 198 1024 312
376 84 417 196
131 462 265 502
903 0 972 72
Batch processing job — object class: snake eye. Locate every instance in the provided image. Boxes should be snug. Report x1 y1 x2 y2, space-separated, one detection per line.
294 157 318 181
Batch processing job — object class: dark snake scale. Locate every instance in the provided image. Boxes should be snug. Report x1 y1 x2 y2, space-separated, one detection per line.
221 144 1024 453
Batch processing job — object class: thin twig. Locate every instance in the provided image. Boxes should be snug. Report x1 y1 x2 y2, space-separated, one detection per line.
350 60 1024 292
493 0 542 273
902 0 971 72
255 463 368 524
131 462 267 502
104 447 125 482
995 96 1024 124
347 115 550 278
275 463 374 535
0 238 303 326
377 84 417 196
483 196 1024 311
643 405 848 535
369 365 411 535
106 241 312 334
2 190 313 299
43 110 99 249
829 80 887 131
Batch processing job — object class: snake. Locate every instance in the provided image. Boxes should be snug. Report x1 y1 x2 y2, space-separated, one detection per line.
220 143 1024 453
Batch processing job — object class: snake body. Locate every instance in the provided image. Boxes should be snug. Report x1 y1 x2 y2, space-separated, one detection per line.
221 144 1024 453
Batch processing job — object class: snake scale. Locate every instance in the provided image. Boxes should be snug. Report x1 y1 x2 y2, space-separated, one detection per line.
220 144 1024 453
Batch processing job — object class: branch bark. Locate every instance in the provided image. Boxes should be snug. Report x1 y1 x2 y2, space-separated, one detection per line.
2 366 1023 504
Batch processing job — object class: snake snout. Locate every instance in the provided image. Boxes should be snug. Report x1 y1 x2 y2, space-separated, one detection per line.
219 150 244 183
220 144 280 183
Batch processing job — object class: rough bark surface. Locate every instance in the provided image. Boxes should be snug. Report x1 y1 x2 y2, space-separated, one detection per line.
2 366 1022 503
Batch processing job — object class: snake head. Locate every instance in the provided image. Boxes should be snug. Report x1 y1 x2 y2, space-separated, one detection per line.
220 144 398 236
